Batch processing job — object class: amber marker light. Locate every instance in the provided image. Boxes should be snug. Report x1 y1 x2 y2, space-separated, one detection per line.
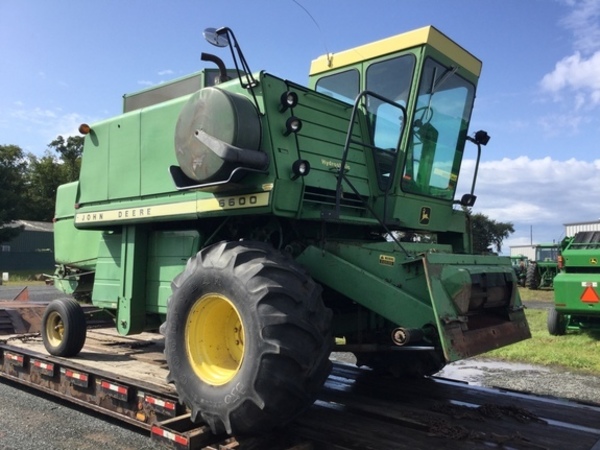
79 123 91 135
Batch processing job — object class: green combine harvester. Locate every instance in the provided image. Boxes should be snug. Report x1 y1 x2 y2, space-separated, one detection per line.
47 26 530 434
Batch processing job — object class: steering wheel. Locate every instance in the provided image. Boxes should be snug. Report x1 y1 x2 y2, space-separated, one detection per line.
412 106 435 143
413 106 434 128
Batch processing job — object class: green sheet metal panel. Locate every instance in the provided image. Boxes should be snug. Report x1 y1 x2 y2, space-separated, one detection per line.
78 119 110 204
54 182 102 270
140 96 190 196
297 242 529 362
296 244 435 329
92 232 122 310
145 230 201 316
108 112 141 199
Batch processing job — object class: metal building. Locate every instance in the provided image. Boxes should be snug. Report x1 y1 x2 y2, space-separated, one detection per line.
0 220 54 273
509 245 537 260
564 220 600 238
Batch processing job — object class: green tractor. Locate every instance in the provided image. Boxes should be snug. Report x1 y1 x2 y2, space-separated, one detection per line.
525 243 559 290
549 232 600 335
510 255 528 287
48 26 530 435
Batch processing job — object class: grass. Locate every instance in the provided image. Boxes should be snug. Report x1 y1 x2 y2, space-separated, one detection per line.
517 287 554 303
485 288 600 373
1 270 50 286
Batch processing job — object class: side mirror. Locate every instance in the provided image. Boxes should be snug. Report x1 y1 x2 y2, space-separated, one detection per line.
456 129 488 207
459 193 477 207
474 130 490 146
203 27 230 48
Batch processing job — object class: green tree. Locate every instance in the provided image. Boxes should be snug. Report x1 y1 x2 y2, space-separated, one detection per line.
24 152 66 221
0 145 27 243
468 210 515 254
48 135 83 181
20 135 84 222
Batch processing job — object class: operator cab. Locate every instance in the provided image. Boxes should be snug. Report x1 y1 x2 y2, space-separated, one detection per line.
308 27 487 223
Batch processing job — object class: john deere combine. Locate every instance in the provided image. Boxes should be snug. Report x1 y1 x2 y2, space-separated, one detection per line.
49 26 530 434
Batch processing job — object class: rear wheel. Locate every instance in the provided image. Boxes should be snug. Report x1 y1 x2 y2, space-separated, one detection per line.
525 264 539 290
42 298 87 357
164 241 333 435
547 308 567 336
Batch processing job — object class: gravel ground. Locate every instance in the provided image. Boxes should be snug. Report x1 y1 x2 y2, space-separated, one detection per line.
438 358 600 405
0 378 162 450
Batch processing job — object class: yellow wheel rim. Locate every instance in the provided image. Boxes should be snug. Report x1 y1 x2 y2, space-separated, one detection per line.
46 311 65 347
185 293 245 386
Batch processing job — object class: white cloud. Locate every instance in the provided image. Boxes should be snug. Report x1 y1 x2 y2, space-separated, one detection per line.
158 69 174 76
541 0 600 107
137 80 154 87
561 0 600 54
540 51 600 104
461 156 600 252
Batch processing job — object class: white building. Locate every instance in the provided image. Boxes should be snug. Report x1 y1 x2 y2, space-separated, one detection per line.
509 245 536 260
564 220 600 237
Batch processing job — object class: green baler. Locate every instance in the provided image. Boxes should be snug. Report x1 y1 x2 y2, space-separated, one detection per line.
550 232 600 335
48 26 530 434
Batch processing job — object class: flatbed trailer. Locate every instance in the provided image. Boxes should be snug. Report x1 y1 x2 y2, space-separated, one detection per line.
1 325 600 449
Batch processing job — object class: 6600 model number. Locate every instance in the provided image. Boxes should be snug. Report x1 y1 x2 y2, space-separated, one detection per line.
218 195 259 208
198 192 270 212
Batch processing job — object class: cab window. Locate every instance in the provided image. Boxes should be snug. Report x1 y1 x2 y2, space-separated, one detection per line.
315 69 359 104
402 58 475 200
366 55 415 150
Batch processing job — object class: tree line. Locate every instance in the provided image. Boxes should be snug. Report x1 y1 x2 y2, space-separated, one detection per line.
0 136 82 243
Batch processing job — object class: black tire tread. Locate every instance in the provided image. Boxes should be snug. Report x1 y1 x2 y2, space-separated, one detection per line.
547 308 567 336
41 298 87 357
525 263 539 290
164 241 332 435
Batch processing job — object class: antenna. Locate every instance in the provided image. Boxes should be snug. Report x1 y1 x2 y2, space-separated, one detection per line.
291 0 333 67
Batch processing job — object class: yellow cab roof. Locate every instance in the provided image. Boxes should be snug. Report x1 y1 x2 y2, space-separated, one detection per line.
310 26 481 78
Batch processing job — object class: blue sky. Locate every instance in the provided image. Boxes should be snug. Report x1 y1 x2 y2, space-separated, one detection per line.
1 0 600 252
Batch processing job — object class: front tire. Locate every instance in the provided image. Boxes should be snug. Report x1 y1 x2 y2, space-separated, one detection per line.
547 308 567 336
42 298 87 357
164 241 333 435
